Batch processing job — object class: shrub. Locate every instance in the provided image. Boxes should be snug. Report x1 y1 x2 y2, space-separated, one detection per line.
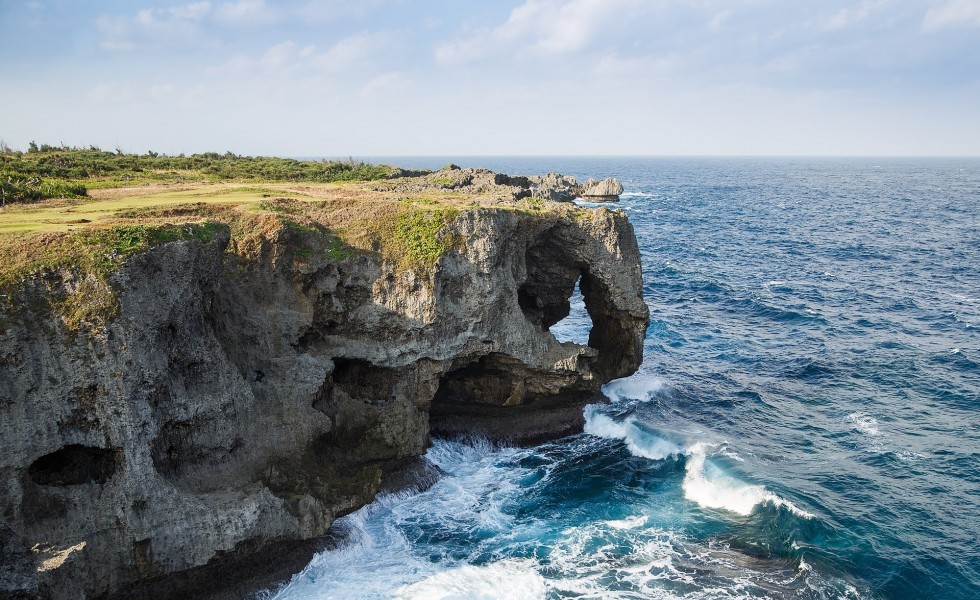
0 174 87 205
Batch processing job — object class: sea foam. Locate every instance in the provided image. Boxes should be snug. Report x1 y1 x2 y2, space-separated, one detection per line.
682 443 814 518
584 407 813 519
396 561 546 600
583 405 682 460
601 375 666 403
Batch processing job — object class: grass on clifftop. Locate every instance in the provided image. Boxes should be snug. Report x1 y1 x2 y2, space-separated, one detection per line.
0 144 402 204
1 222 225 331
0 145 591 332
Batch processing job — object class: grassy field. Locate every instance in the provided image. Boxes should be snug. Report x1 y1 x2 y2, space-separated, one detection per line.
1 145 404 204
0 184 314 234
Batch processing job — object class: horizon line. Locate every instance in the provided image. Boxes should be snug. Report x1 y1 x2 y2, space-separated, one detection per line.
301 154 980 159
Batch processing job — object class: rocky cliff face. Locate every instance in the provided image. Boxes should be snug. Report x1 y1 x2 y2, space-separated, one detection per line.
0 206 648 599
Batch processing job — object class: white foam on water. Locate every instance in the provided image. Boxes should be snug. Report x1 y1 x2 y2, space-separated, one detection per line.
265 439 530 600
606 515 649 530
846 412 881 437
845 412 927 463
682 443 814 519
601 375 666 403
583 406 683 461
267 436 839 600
543 517 831 600
584 406 814 519
719 447 746 462
682 442 765 516
546 518 689 599
896 450 925 462
395 560 546 600
264 506 430 600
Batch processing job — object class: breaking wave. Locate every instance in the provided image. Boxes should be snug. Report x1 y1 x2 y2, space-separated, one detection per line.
584 405 814 519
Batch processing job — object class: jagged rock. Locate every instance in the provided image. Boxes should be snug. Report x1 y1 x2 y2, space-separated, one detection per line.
372 167 623 205
580 177 624 200
379 165 532 200
0 195 648 599
528 173 579 202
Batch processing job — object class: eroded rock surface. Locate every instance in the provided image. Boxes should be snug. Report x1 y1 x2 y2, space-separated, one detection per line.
528 173 579 202
0 204 648 599
375 165 625 203
580 177 625 200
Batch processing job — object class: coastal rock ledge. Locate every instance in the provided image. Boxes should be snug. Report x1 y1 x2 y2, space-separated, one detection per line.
0 206 648 598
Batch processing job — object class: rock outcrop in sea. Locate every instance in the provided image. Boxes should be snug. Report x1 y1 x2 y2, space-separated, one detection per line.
0 174 648 599
379 165 625 202
580 177 625 200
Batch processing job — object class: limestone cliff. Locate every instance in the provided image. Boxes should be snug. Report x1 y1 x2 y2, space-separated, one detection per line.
0 205 648 599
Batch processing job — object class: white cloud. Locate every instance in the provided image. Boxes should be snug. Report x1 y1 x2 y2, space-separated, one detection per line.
296 0 392 23
213 0 278 26
708 10 731 31
922 0 980 32
96 0 390 51
260 41 315 69
435 0 641 65
592 52 677 78
209 33 395 76
97 2 213 50
317 32 394 71
362 71 408 95
823 0 886 31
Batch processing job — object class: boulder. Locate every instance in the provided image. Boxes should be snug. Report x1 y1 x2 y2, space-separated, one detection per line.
579 177 624 200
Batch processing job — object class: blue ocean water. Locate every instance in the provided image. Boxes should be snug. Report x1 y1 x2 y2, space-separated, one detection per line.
269 158 980 600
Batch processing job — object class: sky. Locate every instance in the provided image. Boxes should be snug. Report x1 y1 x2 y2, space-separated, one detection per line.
1 0 979 156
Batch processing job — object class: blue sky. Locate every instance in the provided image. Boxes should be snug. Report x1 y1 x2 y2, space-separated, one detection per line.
2 0 979 156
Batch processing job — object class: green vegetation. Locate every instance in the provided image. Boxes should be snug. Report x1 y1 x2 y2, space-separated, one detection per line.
0 144 400 205
2 175 87 205
1 222 225 331
326 236 356 261
400 197 440 206
0 222 224 289
521 196 547 210
393 208 459 267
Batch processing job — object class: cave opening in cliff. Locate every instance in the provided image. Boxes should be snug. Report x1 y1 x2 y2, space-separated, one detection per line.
518 232 597 349
27 445 118 486
549 275 593 346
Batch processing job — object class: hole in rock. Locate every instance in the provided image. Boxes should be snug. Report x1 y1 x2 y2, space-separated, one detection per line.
518 232 596 347
549 275 592 346
28 445 118 486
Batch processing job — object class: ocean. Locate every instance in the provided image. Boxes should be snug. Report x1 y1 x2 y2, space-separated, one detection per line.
266 157 980 599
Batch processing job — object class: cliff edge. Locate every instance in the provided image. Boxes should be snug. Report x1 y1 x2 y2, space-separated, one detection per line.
0 180 648 599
